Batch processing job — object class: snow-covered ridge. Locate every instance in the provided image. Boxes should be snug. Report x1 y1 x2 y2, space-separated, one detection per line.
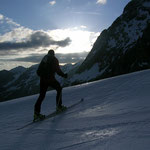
107 5 150 52
0 69 150 150
71 63 100 83
77 0 150 81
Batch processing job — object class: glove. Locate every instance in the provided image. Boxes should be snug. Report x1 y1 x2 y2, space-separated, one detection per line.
63 73 68 78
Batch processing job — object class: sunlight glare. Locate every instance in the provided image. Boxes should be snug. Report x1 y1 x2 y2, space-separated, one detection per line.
47 28 99 54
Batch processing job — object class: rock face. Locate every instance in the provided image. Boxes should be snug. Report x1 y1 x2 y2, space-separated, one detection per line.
76 0 150 80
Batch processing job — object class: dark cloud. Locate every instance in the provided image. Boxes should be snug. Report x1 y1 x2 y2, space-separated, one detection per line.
12 54 45 63
56 52 88 64
9 52 89 64
0 31 71 51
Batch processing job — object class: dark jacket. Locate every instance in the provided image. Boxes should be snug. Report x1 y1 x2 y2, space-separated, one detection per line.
37 54 65 79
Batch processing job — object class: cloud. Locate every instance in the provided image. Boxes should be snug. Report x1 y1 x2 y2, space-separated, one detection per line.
0 31 71 51
0 13 21 35
0 13 20 27
0 27 33 42
56 52 88 64
0 14 4 20
48 28 100 54
0 25 99 56
73 11 101 16
5 17 20 27
49 1 56 6
9 51 88 64
80 25 87 29
96 0 107 5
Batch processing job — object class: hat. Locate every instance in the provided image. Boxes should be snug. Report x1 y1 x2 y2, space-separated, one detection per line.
48 49 55 56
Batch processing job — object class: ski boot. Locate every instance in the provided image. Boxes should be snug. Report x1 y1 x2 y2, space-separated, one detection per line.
56 105 67 113
33 112 45 122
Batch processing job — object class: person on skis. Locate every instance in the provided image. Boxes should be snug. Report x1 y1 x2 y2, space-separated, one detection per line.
34 49 67 121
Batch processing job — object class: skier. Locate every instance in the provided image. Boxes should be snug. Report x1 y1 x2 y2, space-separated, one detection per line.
34 49 68 121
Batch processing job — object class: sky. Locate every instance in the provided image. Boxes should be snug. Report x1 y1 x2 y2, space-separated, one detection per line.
0 0 131 70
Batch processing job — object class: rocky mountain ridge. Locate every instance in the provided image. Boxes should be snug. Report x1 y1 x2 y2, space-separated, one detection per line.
75 0 150 81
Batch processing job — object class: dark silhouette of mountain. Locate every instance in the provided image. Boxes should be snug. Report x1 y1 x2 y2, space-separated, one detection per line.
76 0 150 80
0 63 79 102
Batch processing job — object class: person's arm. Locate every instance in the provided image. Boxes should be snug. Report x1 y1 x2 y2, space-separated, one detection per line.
55 58 67 78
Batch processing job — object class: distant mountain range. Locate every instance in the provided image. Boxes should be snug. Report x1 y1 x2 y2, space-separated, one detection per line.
0 63 81 102
0 0 150 102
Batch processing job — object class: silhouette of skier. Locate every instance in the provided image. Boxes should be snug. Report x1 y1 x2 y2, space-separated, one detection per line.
34 49 67 121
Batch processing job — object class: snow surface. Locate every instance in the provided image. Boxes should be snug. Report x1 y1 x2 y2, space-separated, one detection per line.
0 69 150 150
70 63 100 82
108 4 150 53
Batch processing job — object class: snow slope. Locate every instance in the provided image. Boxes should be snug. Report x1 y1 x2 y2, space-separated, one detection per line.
0 69 150 150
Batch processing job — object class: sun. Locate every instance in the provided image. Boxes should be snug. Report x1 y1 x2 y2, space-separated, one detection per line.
47 27 99 54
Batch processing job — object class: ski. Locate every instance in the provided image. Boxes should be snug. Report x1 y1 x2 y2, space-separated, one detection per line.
17 98 84 130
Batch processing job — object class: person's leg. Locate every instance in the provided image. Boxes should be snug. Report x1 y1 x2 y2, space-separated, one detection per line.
50 79 62 107
34 78 48 114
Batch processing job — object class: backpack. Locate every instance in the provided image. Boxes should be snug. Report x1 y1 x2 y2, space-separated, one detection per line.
36 55 54 77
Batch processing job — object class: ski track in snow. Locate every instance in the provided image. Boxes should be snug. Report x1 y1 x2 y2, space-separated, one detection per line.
0 69 150 150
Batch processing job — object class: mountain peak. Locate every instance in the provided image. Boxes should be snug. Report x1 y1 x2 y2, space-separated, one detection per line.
76 0 150 80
